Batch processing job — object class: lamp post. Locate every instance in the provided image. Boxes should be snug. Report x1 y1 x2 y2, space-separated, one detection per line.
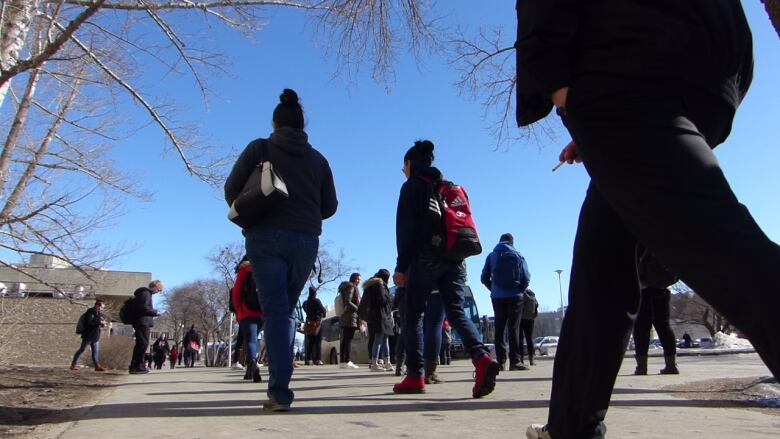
554 269 565 319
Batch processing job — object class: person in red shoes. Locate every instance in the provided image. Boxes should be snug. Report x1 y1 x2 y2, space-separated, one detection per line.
392 140 499 397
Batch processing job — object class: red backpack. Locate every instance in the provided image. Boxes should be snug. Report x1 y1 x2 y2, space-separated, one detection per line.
419 176 482 261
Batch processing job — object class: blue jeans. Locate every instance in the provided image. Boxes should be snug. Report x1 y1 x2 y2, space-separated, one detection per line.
73 339 99 365
245 228 318 406
372 333 389 360
239 317 264 362
403 257 488 377
424 292 445 362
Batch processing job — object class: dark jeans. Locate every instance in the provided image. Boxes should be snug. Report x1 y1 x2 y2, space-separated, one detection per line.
547 78 780 439
491 296 524 365
403 257 489 378
440 340 451 365
633 287 676 357
519 319 535 363
72 339 99 366
424 292 445 362
367 327 375 360
394 305 406 367
184 347 197 367
130 325 150 370
305 327 323 363
340 327 356 363
239 317 264 362
246 228 319 406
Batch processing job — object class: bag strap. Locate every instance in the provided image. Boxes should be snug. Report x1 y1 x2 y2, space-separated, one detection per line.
252 138 269 167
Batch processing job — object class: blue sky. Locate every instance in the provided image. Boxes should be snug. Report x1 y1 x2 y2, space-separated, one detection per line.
100 1 779 317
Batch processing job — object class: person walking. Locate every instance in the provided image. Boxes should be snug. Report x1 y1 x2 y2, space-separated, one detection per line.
182 325 201 368
70 299 107 371
440 320 452 366
481 233 531 371
516 1 780 437
423 290 445 384
633 246 680 375
129 280 163 374
392 140 499 397
224 88 338 412
363 269 395 372
520 289 539 366
338 281 361 369
169 345 179 369
232 256 264 383
152 334 170 370
303 286 327 366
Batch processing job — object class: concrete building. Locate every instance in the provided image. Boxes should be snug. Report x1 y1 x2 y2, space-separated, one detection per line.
0 254 152 365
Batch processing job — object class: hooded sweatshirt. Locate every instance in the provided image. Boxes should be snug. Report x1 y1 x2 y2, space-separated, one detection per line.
224 127 338 235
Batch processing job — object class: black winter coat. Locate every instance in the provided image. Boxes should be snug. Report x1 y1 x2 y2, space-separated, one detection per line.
80 307 103 342
363 278 394 336
134 287 158 327
303 297 327 322
395 166 442 274
515 0 753 126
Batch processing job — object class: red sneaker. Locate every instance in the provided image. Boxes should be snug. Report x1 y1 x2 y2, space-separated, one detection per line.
392 375 426 394
473 354 500 398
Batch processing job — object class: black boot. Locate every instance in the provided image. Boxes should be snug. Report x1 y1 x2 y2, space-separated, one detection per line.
424 360 443 384
634 355 648 375
660 354 680 375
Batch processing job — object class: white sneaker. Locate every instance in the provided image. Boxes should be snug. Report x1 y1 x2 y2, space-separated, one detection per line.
370 364 385 372
339 362 349 369
346 361 360 369
526 424 551 439
231 362 245 370
384 363 395 372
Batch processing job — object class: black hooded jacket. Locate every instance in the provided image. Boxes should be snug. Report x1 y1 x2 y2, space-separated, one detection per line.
515 0 753 127
133 287 159 327
224 127 338 236
395 166 442 274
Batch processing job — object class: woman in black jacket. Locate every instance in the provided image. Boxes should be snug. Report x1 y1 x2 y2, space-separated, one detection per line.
224 89 337 412
302 286 327 365
364 269 394 372
517 2 779 438
70 299 106 371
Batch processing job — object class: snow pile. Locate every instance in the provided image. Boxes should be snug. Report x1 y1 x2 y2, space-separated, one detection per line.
712 331 753 349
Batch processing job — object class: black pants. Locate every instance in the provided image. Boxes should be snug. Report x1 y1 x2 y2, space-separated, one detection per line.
519 318 535 363
305 329 323 363
491 296 524 365
340 327 356 363
130 324 150 370
367 327 376 360
548 78 780 439
439 341 451 365
632 287 677 357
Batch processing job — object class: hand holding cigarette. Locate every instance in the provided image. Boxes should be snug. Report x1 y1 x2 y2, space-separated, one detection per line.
553 140 582 172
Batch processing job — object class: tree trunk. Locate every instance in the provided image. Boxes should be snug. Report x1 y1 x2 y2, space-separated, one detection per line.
0 0 37 108
764 0 780 40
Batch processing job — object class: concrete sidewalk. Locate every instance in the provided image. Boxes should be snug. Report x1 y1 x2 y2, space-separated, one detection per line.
52 353 777 438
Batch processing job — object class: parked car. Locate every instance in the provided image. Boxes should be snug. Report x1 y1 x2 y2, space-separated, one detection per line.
534 336 559 356
320 316 370 365
697 337 714 348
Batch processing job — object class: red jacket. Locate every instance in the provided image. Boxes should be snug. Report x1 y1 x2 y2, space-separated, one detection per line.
232 264 263 321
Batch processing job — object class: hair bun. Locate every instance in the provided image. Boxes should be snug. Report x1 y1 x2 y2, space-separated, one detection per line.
416 140 435 154
280 88 299 106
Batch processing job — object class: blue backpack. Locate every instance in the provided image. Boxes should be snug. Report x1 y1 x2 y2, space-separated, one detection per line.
492 249 529 292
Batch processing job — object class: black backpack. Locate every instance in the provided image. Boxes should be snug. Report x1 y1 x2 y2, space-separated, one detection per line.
75 311 87 334
119 297 137 324
242 273 262 312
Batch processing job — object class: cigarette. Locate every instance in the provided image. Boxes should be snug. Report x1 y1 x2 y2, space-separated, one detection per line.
552 161 564 172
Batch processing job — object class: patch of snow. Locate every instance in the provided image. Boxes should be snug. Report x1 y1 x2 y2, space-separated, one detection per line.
712 331 753 349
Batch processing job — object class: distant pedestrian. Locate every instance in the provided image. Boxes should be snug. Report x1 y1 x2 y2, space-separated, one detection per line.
392 287 406 376
440 320 452 366
520 289 539 365
303 286 327 366
393 140 499 397
224 88 338 412
481 233 531 371
70 299 107 371
633 246 680 375
129 280 163 374
232 256 264 383
364 269 395 372
182 325 201 368
338 281 360 369
169 345 179 369
152 334 170 370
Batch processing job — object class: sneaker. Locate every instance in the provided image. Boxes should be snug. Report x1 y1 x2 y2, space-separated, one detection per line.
346 361 360 369
370 364 385 372
315 360 324 366
94 365 106 372
392 375 426 394
69 363 79 371
472 354 500 398
384 363 395 372
129 368 149 375
509 362 530 371
660 366 680 375
339 362 349 369
526 424 552 439
231 362 245 370
262 400 291 412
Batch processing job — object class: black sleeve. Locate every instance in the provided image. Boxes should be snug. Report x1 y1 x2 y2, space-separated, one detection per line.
224 140 259 206
138 289 157 317
85 309 101 328
394 179 427 274
320 158 338 220
515 0 580 126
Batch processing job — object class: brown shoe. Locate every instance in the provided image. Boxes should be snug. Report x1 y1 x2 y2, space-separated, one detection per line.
70 363 79 371
94 365 105 372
